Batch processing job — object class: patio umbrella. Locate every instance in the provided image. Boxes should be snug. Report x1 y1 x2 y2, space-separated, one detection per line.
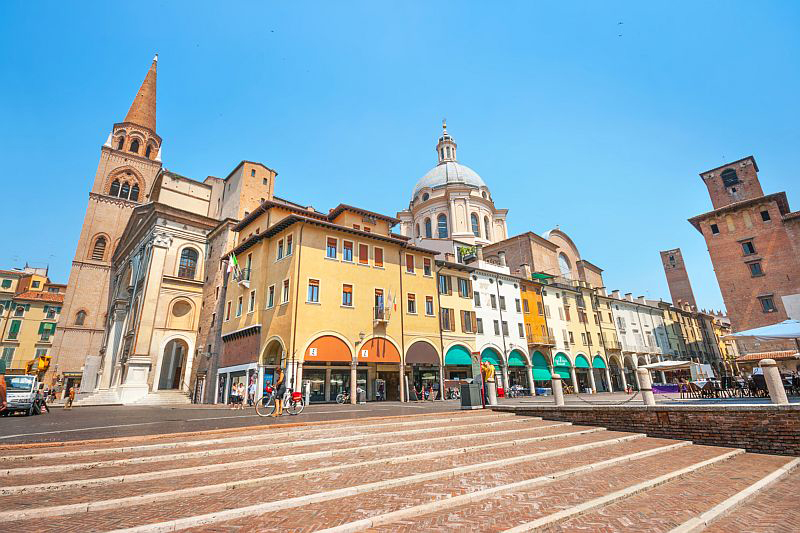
725 319 800 347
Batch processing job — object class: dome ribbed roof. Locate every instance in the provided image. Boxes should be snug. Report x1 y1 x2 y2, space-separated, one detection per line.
413 161 486 197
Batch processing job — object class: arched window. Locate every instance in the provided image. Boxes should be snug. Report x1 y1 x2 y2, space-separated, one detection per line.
120 182 130 199
721 168 739 187
558 252 572 279
110 179 120 197
484 216 491 241
424 218 432 238
437 214 448 238
74 310 87 326
116 137 125 150
145 145 152 158
129 139 140 154
130 184 140 202
471 213 480 237
415 224 421 238
178 248 199 279
91 236 107 261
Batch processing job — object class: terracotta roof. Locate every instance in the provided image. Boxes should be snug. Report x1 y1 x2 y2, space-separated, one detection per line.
327 204 400 225
0 270 22 277
14 291 65 304
736 350 800 362
124 56 157 132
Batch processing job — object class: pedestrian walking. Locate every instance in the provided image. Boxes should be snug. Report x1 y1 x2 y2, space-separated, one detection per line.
65 386 76 410
271 367 285 417
247 379 256 407
236 382 246 410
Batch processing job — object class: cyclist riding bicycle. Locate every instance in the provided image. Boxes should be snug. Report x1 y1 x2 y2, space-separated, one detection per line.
271 367 286 417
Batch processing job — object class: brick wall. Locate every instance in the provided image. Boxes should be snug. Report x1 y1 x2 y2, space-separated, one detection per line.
494 404 800 456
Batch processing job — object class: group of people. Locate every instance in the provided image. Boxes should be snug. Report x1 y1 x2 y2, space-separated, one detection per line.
229 380 257 410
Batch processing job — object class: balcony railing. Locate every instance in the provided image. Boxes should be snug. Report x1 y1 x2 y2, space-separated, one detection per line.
604 339 622 350
373 306 390 322
527 334 556 346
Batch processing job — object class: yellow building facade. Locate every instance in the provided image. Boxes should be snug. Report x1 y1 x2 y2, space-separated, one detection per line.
219 201 438 403
0 268 65 379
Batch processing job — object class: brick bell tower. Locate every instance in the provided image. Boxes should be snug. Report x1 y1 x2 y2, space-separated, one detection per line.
50 56 163 389
660 248 697 309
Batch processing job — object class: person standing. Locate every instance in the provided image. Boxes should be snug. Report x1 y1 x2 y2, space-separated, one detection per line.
272 367 285 417
65 386 75 410
248 379 256 407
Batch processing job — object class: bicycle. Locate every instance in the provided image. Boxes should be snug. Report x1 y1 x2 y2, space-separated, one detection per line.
255 386 305 417
336 391 350 404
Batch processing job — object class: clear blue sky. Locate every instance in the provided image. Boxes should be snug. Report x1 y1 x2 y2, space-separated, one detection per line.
1 1 798 312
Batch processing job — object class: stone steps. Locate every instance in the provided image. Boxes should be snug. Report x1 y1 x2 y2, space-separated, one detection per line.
0 411 795 532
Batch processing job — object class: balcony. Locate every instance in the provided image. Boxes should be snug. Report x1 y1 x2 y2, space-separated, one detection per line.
604 339 622 350
373 306 390 323
527 334 556 346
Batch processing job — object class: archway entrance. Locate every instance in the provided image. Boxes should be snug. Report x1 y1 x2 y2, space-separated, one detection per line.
574 355 591 392
159 339 188 390
261 339 284 397
624 356 638 390
609 357 624 391
592 355 609 392
405 341 440 401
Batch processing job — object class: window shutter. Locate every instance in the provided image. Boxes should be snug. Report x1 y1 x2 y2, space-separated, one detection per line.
471 311 477 332
447 276 453 295
467 279 473 298
25 304 30 311
10 320 21 334
460 310 466 332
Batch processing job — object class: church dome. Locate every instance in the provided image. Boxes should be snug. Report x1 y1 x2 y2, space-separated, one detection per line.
413 161 487 197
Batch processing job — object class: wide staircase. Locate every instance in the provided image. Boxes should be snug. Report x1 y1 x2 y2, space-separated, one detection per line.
72 389 122 406
131 389 192 406
0 411 796 532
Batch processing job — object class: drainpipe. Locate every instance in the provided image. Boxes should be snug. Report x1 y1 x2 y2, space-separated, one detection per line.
494 274 509 392
398 248 406 402
288 222 306 390
435 264 447 391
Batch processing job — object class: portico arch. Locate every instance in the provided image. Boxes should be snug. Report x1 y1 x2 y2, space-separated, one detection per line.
158 337 189 390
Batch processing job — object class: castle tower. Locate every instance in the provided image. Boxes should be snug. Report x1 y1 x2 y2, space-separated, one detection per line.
660 248 697 309
49 56 164 389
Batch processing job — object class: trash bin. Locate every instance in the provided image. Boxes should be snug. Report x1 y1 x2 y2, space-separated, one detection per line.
357 388 366 404
460 383 483 410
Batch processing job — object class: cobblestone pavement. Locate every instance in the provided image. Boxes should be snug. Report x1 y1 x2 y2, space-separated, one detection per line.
0 410 796 532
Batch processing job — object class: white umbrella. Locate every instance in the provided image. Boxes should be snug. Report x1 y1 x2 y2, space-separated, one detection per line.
725 319 800 341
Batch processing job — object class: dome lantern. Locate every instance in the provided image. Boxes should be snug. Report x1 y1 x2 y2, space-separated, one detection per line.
436 119 457 163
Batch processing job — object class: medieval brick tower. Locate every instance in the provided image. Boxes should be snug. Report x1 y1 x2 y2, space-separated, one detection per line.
50 56 163 388
660 248 697 309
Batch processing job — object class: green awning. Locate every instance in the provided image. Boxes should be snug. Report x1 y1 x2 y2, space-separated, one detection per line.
531 272 554 280
553 353 571 368
575 355 590 369
592 355 607 369
481 348 502 366
508 350 527 367
552 367 570 379
444 345 472 366
532 351 551 380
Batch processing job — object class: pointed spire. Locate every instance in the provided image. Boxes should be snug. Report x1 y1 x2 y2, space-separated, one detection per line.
124 54 158 132
436 119 457 164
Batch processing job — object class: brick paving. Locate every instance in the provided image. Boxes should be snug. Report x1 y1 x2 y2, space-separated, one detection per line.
0 410 795 532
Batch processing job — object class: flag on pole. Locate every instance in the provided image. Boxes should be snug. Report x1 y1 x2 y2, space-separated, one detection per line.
227 253 241 280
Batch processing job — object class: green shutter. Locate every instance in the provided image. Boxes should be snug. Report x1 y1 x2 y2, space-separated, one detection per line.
9 320 21 336
38 322 46 334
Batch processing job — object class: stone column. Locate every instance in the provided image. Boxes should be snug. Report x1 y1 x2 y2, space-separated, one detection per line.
399 363 406 402
760 359 789 405
570 366 578 393
501 365 509 394
659 370 667 384
485 379 498 406
587 367 597 393
604 367 613 392
551 374 564 406
620 366 628 391
637 368 655 406
350 361 358 405
439 365 445 400
295 362 304 393
526 364 535 396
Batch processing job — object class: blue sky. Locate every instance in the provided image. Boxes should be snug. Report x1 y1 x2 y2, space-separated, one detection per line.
1 1 798 311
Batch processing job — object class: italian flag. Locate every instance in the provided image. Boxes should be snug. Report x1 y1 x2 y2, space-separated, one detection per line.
227 253 240 279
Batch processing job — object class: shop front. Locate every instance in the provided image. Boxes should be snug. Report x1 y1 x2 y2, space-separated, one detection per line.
302 335 354 403
358 337 402 401
444 345 474 380
592 355 609 392
507 349 529 390
405 340 441 400
574 355 592 393
216 363 258 404
552 352 572 391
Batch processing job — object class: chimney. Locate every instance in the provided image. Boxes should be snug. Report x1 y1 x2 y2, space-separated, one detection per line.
497 251 507 267
637 296 646 304
624 293 633 302
476 246 484 261
521 263 532 279
444 252 455 262
611 290 621 299
597 287 607 297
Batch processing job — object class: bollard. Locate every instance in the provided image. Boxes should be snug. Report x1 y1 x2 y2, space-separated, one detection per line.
551 375 564 406
760 359 789 405
636 368 656 406
485 380 498 406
